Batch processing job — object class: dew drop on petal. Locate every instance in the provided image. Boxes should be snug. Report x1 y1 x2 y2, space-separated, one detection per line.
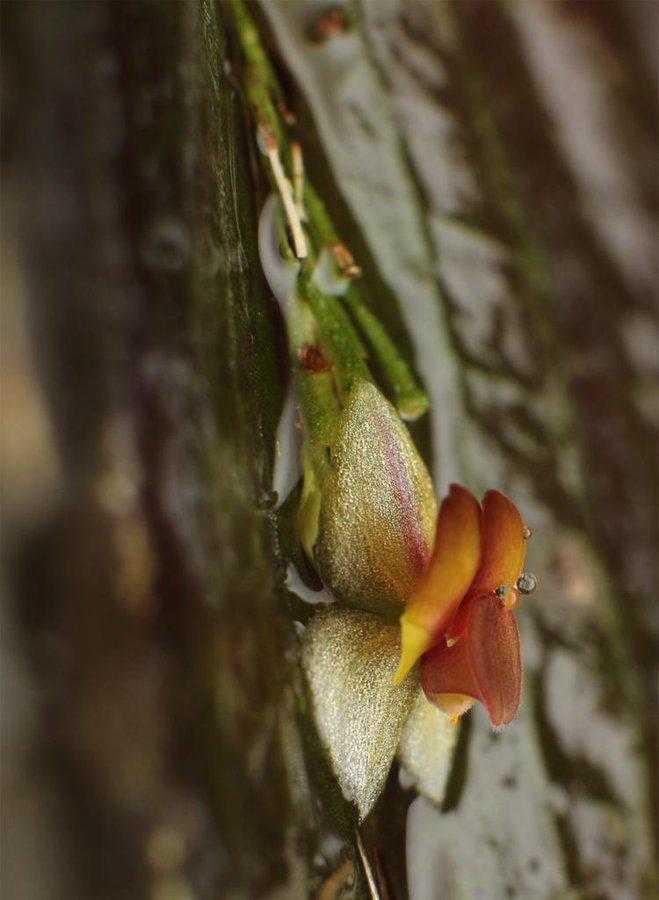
522 526 533 541
516 572 538 594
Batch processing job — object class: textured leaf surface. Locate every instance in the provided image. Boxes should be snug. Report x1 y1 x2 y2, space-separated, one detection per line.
316 381 436 615
302 608 418 820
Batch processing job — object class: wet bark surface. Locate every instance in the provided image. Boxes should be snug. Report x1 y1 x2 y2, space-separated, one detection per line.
2 2 657 898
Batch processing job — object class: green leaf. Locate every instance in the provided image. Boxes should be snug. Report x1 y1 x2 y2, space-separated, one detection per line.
301 607 418 820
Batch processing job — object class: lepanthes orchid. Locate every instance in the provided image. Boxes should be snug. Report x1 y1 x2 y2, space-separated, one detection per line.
258 180 533 818
299 381 535 818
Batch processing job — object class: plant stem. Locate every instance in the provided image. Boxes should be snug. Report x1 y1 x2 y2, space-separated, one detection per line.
305 185 428 419
229 0 429 422
298 272 371 400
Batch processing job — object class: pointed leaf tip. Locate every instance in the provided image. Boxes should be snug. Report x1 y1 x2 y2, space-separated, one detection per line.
302 608 418 819
397 691 458 805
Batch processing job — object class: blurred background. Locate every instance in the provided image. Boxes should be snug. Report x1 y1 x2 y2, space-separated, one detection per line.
1 2 657 898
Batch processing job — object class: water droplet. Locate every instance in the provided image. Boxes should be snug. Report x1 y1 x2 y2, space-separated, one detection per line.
522 526 533 541
495 584 509 598
516 572 538 595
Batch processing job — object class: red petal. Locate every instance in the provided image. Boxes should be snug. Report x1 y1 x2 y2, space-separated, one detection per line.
446 490 526 642
421 593 522 727
470 490 526 595
470 593 522 726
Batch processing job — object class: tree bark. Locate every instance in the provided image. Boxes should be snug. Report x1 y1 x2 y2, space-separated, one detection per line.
2 2 656 898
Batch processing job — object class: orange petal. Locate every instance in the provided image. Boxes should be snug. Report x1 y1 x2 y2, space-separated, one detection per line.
421 593 522 727
393 485 481 683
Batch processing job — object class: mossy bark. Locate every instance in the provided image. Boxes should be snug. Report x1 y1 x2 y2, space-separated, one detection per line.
2 1 656 898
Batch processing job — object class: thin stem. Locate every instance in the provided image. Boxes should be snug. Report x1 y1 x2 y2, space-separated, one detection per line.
304 185 428 419
229 0 284 133
229 0 428 420
286 292 338 446
291 142 305 217
261 129 307 259
298 272 371 400
344 285 429 420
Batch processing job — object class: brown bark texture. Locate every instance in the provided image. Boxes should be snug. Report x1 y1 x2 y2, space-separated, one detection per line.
1 2 657 898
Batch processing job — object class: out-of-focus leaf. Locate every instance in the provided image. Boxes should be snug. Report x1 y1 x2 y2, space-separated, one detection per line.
407 696 568 899
397 692 457 806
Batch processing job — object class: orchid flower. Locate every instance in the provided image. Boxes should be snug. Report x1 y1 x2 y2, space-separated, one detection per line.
299 381 534 818
257 179 533 820
396 485 529 727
